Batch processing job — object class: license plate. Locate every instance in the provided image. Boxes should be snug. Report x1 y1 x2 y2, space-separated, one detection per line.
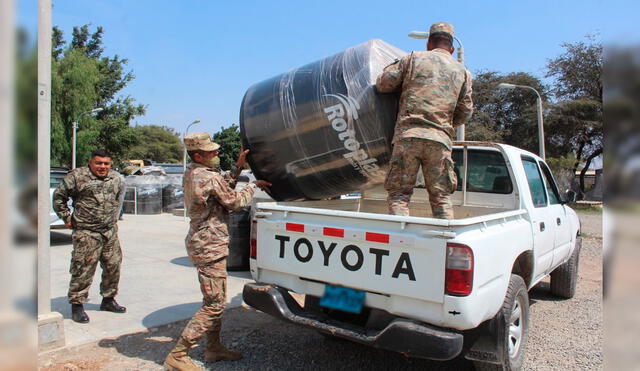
319 285 365 314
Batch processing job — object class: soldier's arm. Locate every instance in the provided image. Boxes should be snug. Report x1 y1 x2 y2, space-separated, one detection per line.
210 174 256 211
223 148 248 188
116 175 126 211
222 166 242 190
453 69 474 127
375 55 408 93
52 172 75 223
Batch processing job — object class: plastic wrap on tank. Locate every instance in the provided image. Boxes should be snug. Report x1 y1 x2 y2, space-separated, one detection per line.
240 39 407 201
123 175 164 215
162 175 184 212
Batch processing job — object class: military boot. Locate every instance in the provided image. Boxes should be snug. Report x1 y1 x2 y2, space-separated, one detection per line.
163 338 201 371
71 304 89 323
204 331 243 362
100 297 126 313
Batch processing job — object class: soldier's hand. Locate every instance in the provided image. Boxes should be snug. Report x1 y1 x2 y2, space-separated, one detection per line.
236 149 250 168
65 221 73 229
254 180 272 192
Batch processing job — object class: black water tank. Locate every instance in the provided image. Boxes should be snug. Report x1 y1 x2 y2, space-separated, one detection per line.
240 39 406 201
123 176 163 215
162 176 184 212
226 206 251 271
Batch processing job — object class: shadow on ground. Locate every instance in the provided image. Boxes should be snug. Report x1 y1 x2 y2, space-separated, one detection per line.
98 305 475 370
98 319 186 366
528 280 568 304
170 256 194 267
142 302 201 329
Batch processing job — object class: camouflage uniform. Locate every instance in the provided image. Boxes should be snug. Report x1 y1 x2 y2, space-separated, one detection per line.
376 22 473 219
53 167 125 304
180 137 256 345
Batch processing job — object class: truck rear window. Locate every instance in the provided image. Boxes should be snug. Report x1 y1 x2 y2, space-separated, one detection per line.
452 149 513 194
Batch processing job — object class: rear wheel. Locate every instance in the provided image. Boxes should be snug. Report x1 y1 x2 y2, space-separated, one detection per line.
474 274 529 371
550 237 581 299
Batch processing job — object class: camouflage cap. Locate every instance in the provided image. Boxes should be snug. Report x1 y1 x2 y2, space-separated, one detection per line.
184 132 220 152
429 22 454 37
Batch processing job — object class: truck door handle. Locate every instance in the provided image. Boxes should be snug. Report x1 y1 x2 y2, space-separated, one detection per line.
540 222 545 232
556 218 561 226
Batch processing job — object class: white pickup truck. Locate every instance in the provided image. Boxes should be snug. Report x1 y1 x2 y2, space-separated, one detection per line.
243 142 581 370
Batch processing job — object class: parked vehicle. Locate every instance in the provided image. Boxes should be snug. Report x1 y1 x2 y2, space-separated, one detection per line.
50 167 71 228
243 142 581 370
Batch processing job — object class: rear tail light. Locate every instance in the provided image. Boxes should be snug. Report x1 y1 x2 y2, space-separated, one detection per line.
250 220 257 259
445 243 473 296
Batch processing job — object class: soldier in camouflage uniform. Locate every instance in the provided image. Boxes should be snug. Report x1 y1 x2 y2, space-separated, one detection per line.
53 149 127 323
376 22 473 219
164 132 271 371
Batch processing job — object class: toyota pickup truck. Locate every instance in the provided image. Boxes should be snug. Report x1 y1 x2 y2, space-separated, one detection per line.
243 142 581 370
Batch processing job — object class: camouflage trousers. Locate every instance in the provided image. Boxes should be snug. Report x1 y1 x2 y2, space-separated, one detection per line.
384 138 457 219
68 227 122 304
180 259 228 344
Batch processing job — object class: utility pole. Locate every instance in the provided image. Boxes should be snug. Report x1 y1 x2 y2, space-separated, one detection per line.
37 0 65 351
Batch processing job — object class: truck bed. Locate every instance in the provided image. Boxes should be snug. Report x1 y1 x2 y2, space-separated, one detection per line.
271 186 518 220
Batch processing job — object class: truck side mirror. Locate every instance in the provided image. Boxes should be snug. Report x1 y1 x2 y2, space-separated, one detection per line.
563 190 577 204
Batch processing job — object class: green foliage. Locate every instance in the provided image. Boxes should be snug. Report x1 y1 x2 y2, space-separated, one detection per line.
50 25 145 166
545 99 602 159
544 36 603 194
126 125 183 163
51 48 101 165
546 35 602 103
212 125 242 171
15 28 38 169
546 153 576 174
467 71 548 154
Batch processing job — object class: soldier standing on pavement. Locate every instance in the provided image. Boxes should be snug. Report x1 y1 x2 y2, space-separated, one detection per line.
164 132 271 371
376 22 474 219
53 149 127 323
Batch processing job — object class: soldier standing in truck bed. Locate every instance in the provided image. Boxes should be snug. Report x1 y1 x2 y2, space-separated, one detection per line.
376 22 473 219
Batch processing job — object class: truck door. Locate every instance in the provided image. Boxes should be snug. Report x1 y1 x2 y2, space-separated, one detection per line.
539 162 573 269
521 156 556 279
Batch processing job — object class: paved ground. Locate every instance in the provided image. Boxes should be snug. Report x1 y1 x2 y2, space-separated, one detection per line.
47 213 252 348
38 211 603 370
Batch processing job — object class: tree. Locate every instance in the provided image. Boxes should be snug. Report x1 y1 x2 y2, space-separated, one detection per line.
51 25 145 167
212 125 242 171
467 71 549 154
15 28 38 169
546 35 602 103
545 36 603 195
126 125 183 163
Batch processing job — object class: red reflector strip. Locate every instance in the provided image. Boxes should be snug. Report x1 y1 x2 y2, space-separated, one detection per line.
366 232 389 243
323 227 344 238
286 223 304 232
250 239 257 259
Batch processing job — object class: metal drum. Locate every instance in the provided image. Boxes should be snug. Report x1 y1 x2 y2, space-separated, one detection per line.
240 39 406 201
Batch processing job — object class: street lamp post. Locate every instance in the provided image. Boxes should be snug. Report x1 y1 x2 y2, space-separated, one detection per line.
72 107 103 168
497 83 545 159
182 119 201 219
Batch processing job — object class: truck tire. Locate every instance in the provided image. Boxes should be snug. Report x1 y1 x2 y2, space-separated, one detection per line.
474 274 529 371
550 237 581 299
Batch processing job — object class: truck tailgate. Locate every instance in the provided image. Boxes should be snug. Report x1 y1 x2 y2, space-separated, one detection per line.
256 217 447 303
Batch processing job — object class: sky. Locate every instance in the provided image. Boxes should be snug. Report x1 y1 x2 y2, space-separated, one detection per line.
17 0 639 136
